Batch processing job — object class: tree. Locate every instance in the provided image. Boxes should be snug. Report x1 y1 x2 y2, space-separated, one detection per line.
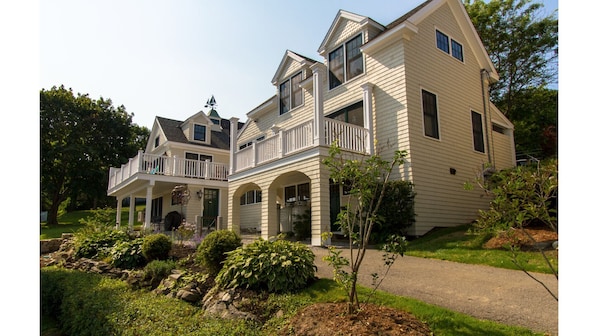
40 85 150 225
322 141 408 314
465 160 558 300
464 0 558 117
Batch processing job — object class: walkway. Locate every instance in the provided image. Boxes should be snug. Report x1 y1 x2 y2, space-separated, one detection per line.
309 246 558 335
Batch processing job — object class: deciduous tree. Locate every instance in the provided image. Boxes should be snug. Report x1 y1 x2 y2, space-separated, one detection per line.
40 85 150 225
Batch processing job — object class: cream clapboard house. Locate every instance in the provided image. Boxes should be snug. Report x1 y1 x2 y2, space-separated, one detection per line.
107 98 242 232
227 0 516 245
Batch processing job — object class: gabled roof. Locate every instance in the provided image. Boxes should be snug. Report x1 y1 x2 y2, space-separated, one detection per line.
317 10 385 55
271 50 318 85
155 116 244 151
361 0 498 81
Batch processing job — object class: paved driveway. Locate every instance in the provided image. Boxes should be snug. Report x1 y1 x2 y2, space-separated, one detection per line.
310 246 558 335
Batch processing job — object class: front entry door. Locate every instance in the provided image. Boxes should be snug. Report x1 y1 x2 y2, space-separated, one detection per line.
202 188 219 230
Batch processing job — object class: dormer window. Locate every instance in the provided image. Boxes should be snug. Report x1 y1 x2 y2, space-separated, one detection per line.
193 124 206 142
329 33 363 90
279 72 303 115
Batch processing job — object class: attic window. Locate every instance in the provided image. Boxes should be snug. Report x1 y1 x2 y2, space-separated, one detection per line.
328 33 363 90
193 124 206 142
436 29 463 62
154 136 160 148
279 72 303 115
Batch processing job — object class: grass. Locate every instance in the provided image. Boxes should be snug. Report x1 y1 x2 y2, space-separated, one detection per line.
40 207 144 239
41 268 542 336
404 224 558 274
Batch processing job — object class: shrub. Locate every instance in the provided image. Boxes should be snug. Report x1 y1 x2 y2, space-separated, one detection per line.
196 230 242 274
293 209 311 241
143 259 177 282
215 239 317 293
142 234 172 261
372 180 416 243
110 238 145 269
73 228 130 260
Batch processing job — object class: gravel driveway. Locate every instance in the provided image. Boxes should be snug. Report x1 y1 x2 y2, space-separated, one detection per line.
310 246 558 335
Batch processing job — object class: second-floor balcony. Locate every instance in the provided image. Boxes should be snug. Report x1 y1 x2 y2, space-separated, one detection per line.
234 118 370 173
108 151 229 193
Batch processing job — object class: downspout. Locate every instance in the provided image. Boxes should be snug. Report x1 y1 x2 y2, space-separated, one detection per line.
480 69 493 166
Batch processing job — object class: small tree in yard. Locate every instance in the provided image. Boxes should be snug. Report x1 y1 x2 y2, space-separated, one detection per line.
465 159 558 300
322 141 409 314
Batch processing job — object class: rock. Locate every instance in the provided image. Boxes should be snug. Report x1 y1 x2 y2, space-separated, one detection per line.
202 288 258 321
177 289 201 303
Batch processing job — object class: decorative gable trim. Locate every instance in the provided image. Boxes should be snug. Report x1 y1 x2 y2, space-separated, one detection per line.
317 10 384 56
271 50 315 85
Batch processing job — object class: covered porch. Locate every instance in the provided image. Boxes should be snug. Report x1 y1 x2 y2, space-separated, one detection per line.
107 153 229 231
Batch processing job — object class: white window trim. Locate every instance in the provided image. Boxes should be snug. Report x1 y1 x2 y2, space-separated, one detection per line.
434 27 464 63
192 123 208 143
470 110 486 154
279 71 305 115
327 32 365 91
420 86 442 141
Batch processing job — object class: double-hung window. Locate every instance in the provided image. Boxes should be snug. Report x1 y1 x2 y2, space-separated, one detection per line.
422 89 440 139
328 33 363 90
194 124 206 142
436 29 463 62
471 111 485 153
279 72 303 115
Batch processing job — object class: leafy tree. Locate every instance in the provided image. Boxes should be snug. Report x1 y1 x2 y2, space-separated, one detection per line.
508 87 557 158
40 85 150 225
465 160 558 300
464 0 558 117
322 141 408 314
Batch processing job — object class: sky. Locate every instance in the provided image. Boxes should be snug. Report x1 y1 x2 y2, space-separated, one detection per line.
37 0 559 130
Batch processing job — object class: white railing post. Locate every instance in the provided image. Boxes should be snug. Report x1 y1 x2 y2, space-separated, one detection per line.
172 155 178 176
252 143 257 168
229 117 239 175
361 82 374 155
205 159 211 180
272 126 283 158
137 150 144 172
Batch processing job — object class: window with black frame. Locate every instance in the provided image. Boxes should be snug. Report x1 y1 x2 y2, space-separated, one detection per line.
328 33 363 90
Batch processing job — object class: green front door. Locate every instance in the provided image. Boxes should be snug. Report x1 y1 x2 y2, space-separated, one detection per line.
202 188 219 230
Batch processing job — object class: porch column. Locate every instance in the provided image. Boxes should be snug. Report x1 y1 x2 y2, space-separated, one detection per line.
128 194 135 230
311 63 326 146
115 196 122 229
310 171 331 246
228 184 241 235
361 82 374 154
261 185 279 240
143 181 155 230
229 117 239 175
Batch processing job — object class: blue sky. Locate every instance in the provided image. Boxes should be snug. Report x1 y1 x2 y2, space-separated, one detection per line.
38 0 559 129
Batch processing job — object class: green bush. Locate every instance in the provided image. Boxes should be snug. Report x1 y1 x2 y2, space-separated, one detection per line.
73 228 130 260
143 259 177 282
110 238 146 269
215 239 317 293
142 234 172 261
196 230 242 274
371 180 416 244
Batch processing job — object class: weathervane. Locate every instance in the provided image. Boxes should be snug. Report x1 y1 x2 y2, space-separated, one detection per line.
205 95 217 110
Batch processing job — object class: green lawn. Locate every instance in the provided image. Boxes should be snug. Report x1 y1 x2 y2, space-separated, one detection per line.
40 207 145 239
405 225 558 274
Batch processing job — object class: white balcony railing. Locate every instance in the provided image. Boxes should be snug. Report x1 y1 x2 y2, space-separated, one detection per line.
108 152 229 191
235 119 369 172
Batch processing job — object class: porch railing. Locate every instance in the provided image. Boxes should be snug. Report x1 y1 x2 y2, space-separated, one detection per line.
235 119 369 172
108 152 229 190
